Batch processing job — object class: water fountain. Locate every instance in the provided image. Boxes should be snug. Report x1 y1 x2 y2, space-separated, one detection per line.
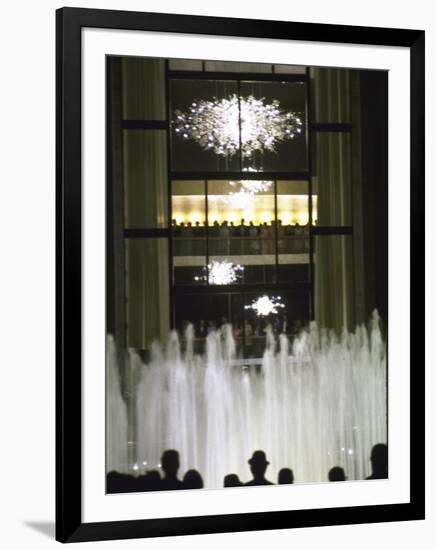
106 336 129 473
107 312 387 488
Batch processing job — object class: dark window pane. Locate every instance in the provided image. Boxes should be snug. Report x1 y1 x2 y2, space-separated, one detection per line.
207 180 275 283
243 290 310 354
122 58 166 120
174 293 229 336
277 180 310 281
171 180 206 284
170 80 240 171
239 81 307 172
123 130 168 229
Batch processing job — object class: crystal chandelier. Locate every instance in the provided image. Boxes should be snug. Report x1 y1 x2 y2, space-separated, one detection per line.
227 189 255 210
226 168 273 210
195 260 244 285
174 94 303 158
245 295 285 316
229 167 273 194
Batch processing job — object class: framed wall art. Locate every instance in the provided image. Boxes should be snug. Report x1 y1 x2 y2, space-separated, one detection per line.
56 7 425 543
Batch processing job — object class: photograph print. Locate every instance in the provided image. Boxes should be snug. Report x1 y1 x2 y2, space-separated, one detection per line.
106 56 388 494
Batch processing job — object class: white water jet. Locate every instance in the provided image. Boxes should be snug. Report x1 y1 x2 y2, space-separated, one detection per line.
108 313 387 487
106 335 129 473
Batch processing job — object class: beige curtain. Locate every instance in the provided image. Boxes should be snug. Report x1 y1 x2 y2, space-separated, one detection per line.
125 239 170 350
311 68 355 332
122 57 170 350
122 57 166 120
123 130 168 229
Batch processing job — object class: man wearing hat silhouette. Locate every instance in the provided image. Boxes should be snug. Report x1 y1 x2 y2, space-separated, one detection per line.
245 450 274 486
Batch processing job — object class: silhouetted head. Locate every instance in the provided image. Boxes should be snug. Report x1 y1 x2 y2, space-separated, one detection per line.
183 469 204 489
370 443 388 478
248 450 270 479
278 468 294 484
224 473 243 487
161 449 180 478
328 466 346 482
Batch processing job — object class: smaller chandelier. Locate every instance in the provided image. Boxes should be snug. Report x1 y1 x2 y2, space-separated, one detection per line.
245 295 285 316
229 168 273 194
227 189 255 210
174 94 303 158
195 260 244 285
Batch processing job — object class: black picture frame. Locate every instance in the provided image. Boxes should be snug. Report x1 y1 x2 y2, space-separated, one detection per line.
56 7 425 543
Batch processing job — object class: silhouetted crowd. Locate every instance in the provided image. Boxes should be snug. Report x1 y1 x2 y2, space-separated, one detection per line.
188 315 296 340
106 444 388 493
172 219 310 256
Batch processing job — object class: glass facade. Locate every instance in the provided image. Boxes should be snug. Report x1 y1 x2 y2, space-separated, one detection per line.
110 57 359 355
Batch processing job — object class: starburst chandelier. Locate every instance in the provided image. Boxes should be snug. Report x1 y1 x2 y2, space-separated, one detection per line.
225 168 273 210
226 189 255 210
245 295 285 316
174 94 303 158
194 260 244 285
229 167 273 194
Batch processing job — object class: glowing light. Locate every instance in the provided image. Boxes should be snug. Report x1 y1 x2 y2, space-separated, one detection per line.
239 180 272 193
244 295 285 316
230 168 273 194
225 168 273 210
174 95 303 158
132 463 139 471
227 189 254 210
208 261 244 285
194 260 244 285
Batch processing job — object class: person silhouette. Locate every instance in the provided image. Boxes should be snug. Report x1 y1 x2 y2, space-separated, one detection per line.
182 469 204 489
245 450 274 486
106 471 135 493
366 443 388 479
159 449 183 490
278 468 294 484
328 466 346 481
223 473 243 487
143 470 161 491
